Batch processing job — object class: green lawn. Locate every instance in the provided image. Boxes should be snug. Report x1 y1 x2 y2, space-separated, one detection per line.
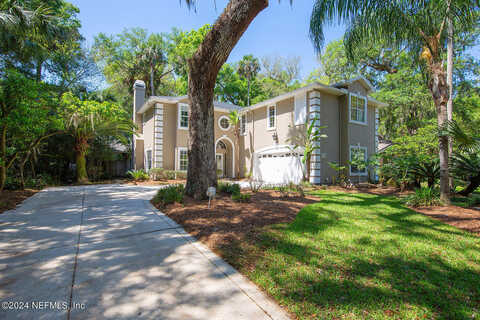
225 191 480 319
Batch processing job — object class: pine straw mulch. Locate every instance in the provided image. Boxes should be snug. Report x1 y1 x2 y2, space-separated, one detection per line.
154 190 320 251
0 189 39 214
154 185 480 256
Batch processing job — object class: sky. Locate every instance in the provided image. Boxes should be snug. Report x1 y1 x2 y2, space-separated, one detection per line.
69 0 346 78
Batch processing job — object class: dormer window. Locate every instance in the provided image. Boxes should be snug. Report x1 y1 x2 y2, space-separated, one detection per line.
349 94 367 124
178 103 189 129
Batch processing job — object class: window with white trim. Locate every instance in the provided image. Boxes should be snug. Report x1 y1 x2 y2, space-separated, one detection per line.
240 114 246 135
218 115 231 131
178 148 188 171
267 105 276 129
350 94 367 124
349 145 367 175
178 104 189 129
145 150 152 171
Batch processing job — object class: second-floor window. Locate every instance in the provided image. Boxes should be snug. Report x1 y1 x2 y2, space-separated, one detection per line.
178 104 189 129
240 114 246 135
267 105 276 130
350 94 367 124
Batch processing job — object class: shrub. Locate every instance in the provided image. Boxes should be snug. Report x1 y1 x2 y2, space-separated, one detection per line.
175 171 187 179
153 184 184 207
127 169 149 182
163 170 176 180
232 192 251 202
149 168 166 181
248 179 263 193
273 183 305 198
25 174 55 189
218 182 241 195
406 187 442 207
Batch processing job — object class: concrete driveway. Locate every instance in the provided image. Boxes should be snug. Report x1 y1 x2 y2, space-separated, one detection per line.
0 184 289 320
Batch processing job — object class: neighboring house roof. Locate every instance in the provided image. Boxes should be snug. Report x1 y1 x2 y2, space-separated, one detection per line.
377 141 393 153
332 75 376 94
243 81 387 113
137 95 242 114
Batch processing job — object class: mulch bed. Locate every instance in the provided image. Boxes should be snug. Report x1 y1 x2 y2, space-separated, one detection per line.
414 206 480 235
155 190 319 251
0 189 39 214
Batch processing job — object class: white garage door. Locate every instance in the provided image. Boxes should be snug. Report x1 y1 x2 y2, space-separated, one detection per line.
253 145 305 185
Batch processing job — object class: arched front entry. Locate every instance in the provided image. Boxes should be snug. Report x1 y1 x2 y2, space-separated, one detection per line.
215 136 235 178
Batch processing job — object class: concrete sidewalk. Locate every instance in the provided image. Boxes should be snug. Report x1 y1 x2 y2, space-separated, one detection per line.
0 184 290 320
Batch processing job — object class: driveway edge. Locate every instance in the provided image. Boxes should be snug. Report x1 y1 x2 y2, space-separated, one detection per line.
145 200 291 320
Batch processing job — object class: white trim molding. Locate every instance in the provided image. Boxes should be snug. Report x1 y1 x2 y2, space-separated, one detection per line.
154 103 164 168
177 103 189 130
348 93 368 126
309 90 321 185
218 115 231 131
215 135 235 178
349 145 368 176
266 105 276 131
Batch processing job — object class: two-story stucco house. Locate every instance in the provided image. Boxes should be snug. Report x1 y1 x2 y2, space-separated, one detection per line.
132 76 386 185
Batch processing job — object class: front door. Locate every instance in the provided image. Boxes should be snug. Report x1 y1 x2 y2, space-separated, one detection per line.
216 153 224 178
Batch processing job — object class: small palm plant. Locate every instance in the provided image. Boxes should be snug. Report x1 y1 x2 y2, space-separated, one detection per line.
127 169 149 184
289 118 327 182
446 121 480 196
411 159 440 188
229 110 241 178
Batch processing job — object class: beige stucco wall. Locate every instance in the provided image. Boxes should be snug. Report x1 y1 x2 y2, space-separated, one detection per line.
135 139 144 169
140 79 380 182
162 103 177 171
241 97 296 174
319 92 341 183
158 103 238 176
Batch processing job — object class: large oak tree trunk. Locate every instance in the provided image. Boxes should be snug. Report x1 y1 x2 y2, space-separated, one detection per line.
428 61 450 203
185 0 268 199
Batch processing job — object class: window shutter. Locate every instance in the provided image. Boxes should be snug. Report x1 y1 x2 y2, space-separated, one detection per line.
294 92 307 125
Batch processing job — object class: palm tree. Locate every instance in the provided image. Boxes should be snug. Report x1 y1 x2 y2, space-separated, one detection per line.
309 0 479 203
61 92 135 183
237 54 260 106
138 35 166 96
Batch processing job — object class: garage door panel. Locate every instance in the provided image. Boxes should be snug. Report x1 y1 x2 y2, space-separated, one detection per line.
253 154 305 185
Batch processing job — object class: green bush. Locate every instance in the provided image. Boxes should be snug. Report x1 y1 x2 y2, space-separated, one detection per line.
175 171 187 179
218 182 241 195
149 168 166 181
127 169 149 182
163 170 176 180
232 192 251 202
153 184 184 207
406 187 442 207
25 174 55 189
